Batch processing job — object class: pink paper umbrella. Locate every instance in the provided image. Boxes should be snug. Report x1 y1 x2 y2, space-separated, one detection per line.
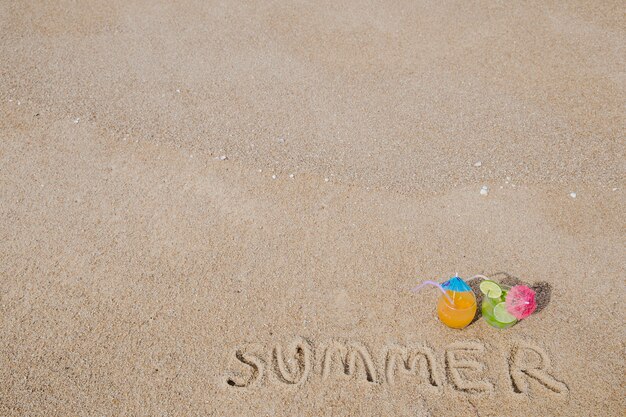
505 285 537 320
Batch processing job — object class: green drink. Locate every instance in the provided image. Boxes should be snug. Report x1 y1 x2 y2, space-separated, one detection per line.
479 281 518 329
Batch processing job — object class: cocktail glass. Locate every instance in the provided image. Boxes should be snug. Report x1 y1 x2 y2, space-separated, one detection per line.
437 289 477 329
412 276 477 329
481 285 518 329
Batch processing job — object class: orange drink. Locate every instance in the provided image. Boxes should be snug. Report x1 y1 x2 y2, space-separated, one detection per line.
437 289 477 329
412 276 477 329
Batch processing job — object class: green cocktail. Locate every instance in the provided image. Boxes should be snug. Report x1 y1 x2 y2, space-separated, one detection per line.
479 281 518 329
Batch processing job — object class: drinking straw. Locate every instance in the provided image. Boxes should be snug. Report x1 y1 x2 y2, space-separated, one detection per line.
471 274 491 281
411 280 454 304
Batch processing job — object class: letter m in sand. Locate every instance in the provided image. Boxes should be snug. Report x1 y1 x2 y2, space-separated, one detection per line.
384 344 441 387
321 341 378 383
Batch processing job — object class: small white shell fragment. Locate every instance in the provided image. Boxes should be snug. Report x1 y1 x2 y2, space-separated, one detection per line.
473 161 482 167
480 185 489 196
569 192 577 198
73 118 80 124
219 155 228 161
272 174 277 179
289 173 294 178
324 178 329 182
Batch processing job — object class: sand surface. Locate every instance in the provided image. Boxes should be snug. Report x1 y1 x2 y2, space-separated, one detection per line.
1 1 624 416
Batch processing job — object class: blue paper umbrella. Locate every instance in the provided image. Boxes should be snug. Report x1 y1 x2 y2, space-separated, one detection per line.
441 276 471 292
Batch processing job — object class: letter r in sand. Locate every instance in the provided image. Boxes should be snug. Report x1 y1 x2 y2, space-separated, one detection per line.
509 343 568 396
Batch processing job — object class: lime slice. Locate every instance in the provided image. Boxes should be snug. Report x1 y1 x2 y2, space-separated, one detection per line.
493 302 517 323
479 280 502 298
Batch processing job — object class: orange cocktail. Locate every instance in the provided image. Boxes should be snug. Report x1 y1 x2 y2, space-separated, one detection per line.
412 276 478 329
437 289 477 329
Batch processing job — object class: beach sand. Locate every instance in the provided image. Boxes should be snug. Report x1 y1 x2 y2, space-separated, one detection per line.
1 1 624 415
